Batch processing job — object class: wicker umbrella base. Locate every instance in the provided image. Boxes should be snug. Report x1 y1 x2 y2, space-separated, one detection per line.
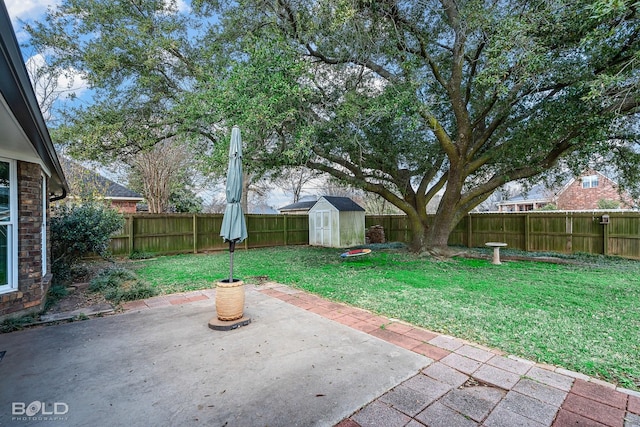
214 279 245 321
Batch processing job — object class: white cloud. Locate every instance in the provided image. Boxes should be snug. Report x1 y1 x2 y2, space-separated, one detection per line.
173 0 190 13
6 0 61 43
25 53 89 119
6 0 60 23
158 0 190 15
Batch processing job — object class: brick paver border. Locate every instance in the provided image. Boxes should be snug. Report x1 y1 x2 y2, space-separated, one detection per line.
121 284 640 426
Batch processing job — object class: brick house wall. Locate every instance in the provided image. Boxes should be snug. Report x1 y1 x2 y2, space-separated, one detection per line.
556 171 632 210
0 161 50 319
111 200 138 213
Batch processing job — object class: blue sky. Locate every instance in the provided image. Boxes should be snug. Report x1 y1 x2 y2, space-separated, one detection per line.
6 0 59 39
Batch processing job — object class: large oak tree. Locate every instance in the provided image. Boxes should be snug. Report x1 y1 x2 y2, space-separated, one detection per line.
209 0 640 252
29 0 640 252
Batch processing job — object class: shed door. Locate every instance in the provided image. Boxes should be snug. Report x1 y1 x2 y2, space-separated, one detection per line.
314 210 331 246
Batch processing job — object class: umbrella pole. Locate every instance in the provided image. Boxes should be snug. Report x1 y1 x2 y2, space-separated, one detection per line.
229 240 236 283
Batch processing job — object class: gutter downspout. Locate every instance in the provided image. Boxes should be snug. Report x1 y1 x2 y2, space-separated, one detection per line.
50 188 67 202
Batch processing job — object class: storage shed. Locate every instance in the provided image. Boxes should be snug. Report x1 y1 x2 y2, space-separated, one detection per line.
308 196 365 248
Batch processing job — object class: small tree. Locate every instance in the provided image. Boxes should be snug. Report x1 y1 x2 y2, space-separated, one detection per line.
51 203 124 284
536 204 558 211
597 199 621 209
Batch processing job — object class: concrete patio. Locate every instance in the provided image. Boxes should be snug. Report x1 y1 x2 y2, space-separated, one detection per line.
1 284 639 426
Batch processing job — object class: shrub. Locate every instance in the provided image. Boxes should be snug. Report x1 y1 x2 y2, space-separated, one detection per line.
89 267 157 303
51 203 124 285
129 250 156 260
104 282 157 303
0 314 37 333
44 284 69 311
89 267 137 292
536 203 557 211
597 199 621 209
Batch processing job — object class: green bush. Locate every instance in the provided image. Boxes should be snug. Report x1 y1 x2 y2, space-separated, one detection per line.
0 314 37 333
44 284 69 311
597 199 620 209
129 250 156 260
536 203 557 211
89 267 157 303
89 267 137 292
104 282 157 303
51 203 124 285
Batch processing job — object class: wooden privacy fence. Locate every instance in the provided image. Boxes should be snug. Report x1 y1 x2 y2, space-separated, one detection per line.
367 211 640 259
110 211 640 259
109 214 309 256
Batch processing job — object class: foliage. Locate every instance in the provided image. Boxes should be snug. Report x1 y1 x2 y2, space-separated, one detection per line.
51 203 124 284
125 140 204 213
104 283 157 303
27 0 640 253
271 167 322 204
203 0 640 252
169 187 204 213
0 314 38 334
132 247 640 389
89 267 156 303
536 204 558 211
89 267 137 291
59 157 111 202
44 284 69 311
129 250 156 260
598 198 622 209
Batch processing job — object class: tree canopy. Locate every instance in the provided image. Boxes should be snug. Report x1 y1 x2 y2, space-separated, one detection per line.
28 0 640 252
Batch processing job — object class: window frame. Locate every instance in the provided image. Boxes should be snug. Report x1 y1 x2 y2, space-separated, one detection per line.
582 175 599 189
0 158 18 293
41 173 47 277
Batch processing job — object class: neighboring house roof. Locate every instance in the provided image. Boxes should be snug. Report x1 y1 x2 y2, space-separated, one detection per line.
279 201 316 212
251 203 278 214
498 185 551 206
61 159 143 201
316 196 365 212
554 170 613 197
497 170 631 209
0 3 67 198
104 180 143 200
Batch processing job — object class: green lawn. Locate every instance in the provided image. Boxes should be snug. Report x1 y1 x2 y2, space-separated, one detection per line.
130 246 640 390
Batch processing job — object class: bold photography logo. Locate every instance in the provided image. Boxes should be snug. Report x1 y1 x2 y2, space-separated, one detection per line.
12 401 69 420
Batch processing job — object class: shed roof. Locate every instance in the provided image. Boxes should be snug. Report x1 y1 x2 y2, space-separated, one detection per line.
318 196 365 212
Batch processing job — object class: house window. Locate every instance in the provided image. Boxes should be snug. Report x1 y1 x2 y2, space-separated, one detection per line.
582 175 599 189
0 159 17 292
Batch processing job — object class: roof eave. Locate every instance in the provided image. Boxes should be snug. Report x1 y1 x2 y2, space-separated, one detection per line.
0 3 68 198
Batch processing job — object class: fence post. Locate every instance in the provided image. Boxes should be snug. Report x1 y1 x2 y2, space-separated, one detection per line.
524 214 530 251
283 215 288 246
603 220 609 256
193 214 198 254
128 215 134 255
566 213 573 253
467 214 472 248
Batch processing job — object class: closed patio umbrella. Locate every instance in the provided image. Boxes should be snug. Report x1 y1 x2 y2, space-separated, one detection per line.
220 126 248 283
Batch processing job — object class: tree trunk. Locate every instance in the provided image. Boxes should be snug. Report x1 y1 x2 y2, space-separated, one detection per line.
407 213 429 252
425 215 456 250
241 172 250 214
